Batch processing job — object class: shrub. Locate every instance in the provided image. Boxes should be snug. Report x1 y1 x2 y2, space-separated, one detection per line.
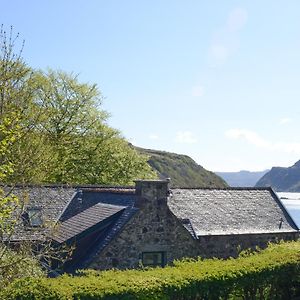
1 241 299 300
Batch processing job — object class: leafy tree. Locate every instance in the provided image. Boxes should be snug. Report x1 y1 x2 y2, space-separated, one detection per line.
0 26 45 287
0 27 71 287
0 26 155 185
0 114 45 288
0 24 155 291
0 25 154 287
0 26 49 184
33 69 156 184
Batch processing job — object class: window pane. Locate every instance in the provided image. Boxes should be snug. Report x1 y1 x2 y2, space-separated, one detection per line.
28 209 43 226
142 252 164 266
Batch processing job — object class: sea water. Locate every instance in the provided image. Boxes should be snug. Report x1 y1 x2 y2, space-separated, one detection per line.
278 192 300 228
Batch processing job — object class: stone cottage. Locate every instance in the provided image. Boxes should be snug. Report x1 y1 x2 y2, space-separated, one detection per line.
8 179 299 272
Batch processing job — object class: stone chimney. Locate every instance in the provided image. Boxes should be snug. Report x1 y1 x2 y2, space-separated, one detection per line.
135 179 170 203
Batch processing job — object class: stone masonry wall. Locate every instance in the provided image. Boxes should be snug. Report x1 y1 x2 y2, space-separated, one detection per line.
89 181 199 270
88 180 299 270
89 211 298 269
196 231 299 258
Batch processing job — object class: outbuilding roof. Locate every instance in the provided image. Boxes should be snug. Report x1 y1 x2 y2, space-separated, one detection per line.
7 185 76 241
6 185 135 242
168 187 299 236
53 203 126 244
5 185 299 244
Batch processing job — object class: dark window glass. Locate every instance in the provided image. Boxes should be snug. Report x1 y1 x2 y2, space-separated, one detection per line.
142 252 165 267
26 208 43 227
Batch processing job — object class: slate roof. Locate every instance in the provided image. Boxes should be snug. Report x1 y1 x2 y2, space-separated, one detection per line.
179 218 198 239
168 187 299 236
5 185 136 242
59 188 136 222
5 184 299 262
53 203 126 244
7 186 76 241
10 185 76 222
66 189 138 270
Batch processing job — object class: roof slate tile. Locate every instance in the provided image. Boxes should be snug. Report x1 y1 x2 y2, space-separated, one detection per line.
168 188 299 235
53 203 125 244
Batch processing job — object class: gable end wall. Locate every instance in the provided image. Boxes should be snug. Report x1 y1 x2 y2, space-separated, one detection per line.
88 196 199 270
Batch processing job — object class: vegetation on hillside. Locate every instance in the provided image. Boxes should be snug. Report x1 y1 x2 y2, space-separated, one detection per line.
256 160 300 192
136 147 227 188
1 241 299 299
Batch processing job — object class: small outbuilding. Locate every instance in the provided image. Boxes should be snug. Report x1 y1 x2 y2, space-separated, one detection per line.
8 179 299 272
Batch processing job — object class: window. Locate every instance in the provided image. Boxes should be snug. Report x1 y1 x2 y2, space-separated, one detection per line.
142 252 165 267
22 207 43 227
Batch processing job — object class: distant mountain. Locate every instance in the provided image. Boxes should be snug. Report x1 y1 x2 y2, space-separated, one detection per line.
136 147 227 188
255 160 300 192
216 170 269 187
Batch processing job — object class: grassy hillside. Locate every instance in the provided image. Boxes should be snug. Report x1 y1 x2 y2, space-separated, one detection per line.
136 147 227 188
255 160 300 192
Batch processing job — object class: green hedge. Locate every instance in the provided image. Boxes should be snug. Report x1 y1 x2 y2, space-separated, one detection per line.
1 241 300 300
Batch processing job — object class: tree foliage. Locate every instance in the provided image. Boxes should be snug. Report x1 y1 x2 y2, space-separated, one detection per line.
0 25 155 287
0 26 155 185
0 108 44 288
0 27 45 287
29 69 154 184
0 25 46 184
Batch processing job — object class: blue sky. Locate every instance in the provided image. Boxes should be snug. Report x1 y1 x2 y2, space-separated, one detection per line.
2 1 300 172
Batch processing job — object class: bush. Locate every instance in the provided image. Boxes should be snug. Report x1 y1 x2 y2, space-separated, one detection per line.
0 244 45 290
1 241 300 300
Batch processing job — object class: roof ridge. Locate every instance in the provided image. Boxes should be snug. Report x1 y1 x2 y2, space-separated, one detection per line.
80 188 135 194
2 184 273 191
172 186 273 191
1 184 135 189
